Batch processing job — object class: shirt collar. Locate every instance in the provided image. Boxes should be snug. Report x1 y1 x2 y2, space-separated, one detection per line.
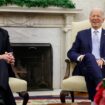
91 27 102 34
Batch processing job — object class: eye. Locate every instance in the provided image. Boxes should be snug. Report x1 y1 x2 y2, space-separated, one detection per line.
91 15 95 18
97 15 100 18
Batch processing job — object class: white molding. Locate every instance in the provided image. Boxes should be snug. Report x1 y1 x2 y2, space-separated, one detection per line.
0 6 82 14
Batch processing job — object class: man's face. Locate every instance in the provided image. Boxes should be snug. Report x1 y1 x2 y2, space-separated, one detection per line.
89 10 104 29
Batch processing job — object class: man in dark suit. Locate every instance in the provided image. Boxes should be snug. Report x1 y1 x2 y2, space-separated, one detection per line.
0 28 16 105
67 8 105 102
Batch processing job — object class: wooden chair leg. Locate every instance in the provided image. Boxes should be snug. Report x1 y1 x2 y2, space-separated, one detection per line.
18 91 29 105
70 91 74 102
60 90 69 103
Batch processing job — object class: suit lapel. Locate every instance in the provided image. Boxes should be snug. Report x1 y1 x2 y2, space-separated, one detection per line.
100 29 105 52
87 29 92 52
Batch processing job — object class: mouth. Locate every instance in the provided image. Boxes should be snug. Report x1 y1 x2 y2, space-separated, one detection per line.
92 19 100 23
92 21 99 25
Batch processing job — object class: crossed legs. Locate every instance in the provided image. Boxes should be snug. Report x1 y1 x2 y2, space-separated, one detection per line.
81 53 103 101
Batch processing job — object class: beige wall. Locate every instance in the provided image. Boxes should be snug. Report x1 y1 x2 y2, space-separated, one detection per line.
72 0 105 21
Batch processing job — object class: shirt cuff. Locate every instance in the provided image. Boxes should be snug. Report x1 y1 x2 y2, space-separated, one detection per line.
77 55 85 61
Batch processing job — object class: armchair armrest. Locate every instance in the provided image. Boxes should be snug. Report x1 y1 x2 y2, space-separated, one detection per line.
63 59 77 79
63 59 70 79
11 65 20 78
11 65 27 78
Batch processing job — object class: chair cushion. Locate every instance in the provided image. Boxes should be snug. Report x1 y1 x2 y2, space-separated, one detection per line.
9 77 27 92
61 76 87 92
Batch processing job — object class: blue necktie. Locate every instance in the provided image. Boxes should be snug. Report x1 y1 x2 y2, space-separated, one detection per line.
92 31 100 59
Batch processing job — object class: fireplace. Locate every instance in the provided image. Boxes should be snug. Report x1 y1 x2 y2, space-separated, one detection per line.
0 7 81 90
11 43 53 91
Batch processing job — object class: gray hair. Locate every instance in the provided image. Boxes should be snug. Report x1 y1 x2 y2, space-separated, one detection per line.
90 8 105 18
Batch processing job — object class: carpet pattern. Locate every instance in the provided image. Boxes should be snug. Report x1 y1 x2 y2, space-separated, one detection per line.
16 95 90 105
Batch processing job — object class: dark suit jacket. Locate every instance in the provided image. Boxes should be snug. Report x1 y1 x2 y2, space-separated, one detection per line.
67 28 105 75
0 28 15 77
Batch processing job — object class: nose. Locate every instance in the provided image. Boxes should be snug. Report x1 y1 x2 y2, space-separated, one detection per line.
93 16 98 19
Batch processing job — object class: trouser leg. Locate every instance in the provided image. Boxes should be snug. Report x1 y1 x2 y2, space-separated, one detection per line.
1 85 16 105
0 60 9 90
0 60 16 105
81 53 103 101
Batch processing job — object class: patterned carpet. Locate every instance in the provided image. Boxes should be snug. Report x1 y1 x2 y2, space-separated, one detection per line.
16 95 90 105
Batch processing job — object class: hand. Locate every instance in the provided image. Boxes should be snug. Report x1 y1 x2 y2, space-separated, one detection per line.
0 52 15 65
96 59 104 68
6 52 15 65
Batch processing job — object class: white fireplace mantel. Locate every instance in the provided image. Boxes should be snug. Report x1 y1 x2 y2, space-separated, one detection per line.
0 7 82 89
0 6 82 14
0 6 82 30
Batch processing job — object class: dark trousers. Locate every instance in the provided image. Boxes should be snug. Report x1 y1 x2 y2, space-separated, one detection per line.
77 53 103 101
0 60 16 105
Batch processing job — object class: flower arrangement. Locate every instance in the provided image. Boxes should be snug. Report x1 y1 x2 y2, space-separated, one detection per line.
94 78 105 105
0 0 75 8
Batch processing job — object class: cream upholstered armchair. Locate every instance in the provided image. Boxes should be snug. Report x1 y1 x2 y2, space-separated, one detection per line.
9 66 29 105
60 20 105 103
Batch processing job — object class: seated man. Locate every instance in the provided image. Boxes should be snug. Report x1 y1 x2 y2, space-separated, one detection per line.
0 28 16 105
67 7 105 102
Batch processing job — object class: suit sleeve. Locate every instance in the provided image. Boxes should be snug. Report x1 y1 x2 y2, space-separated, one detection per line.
2 29 15 77
3 29 13 52
67 32 81 62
